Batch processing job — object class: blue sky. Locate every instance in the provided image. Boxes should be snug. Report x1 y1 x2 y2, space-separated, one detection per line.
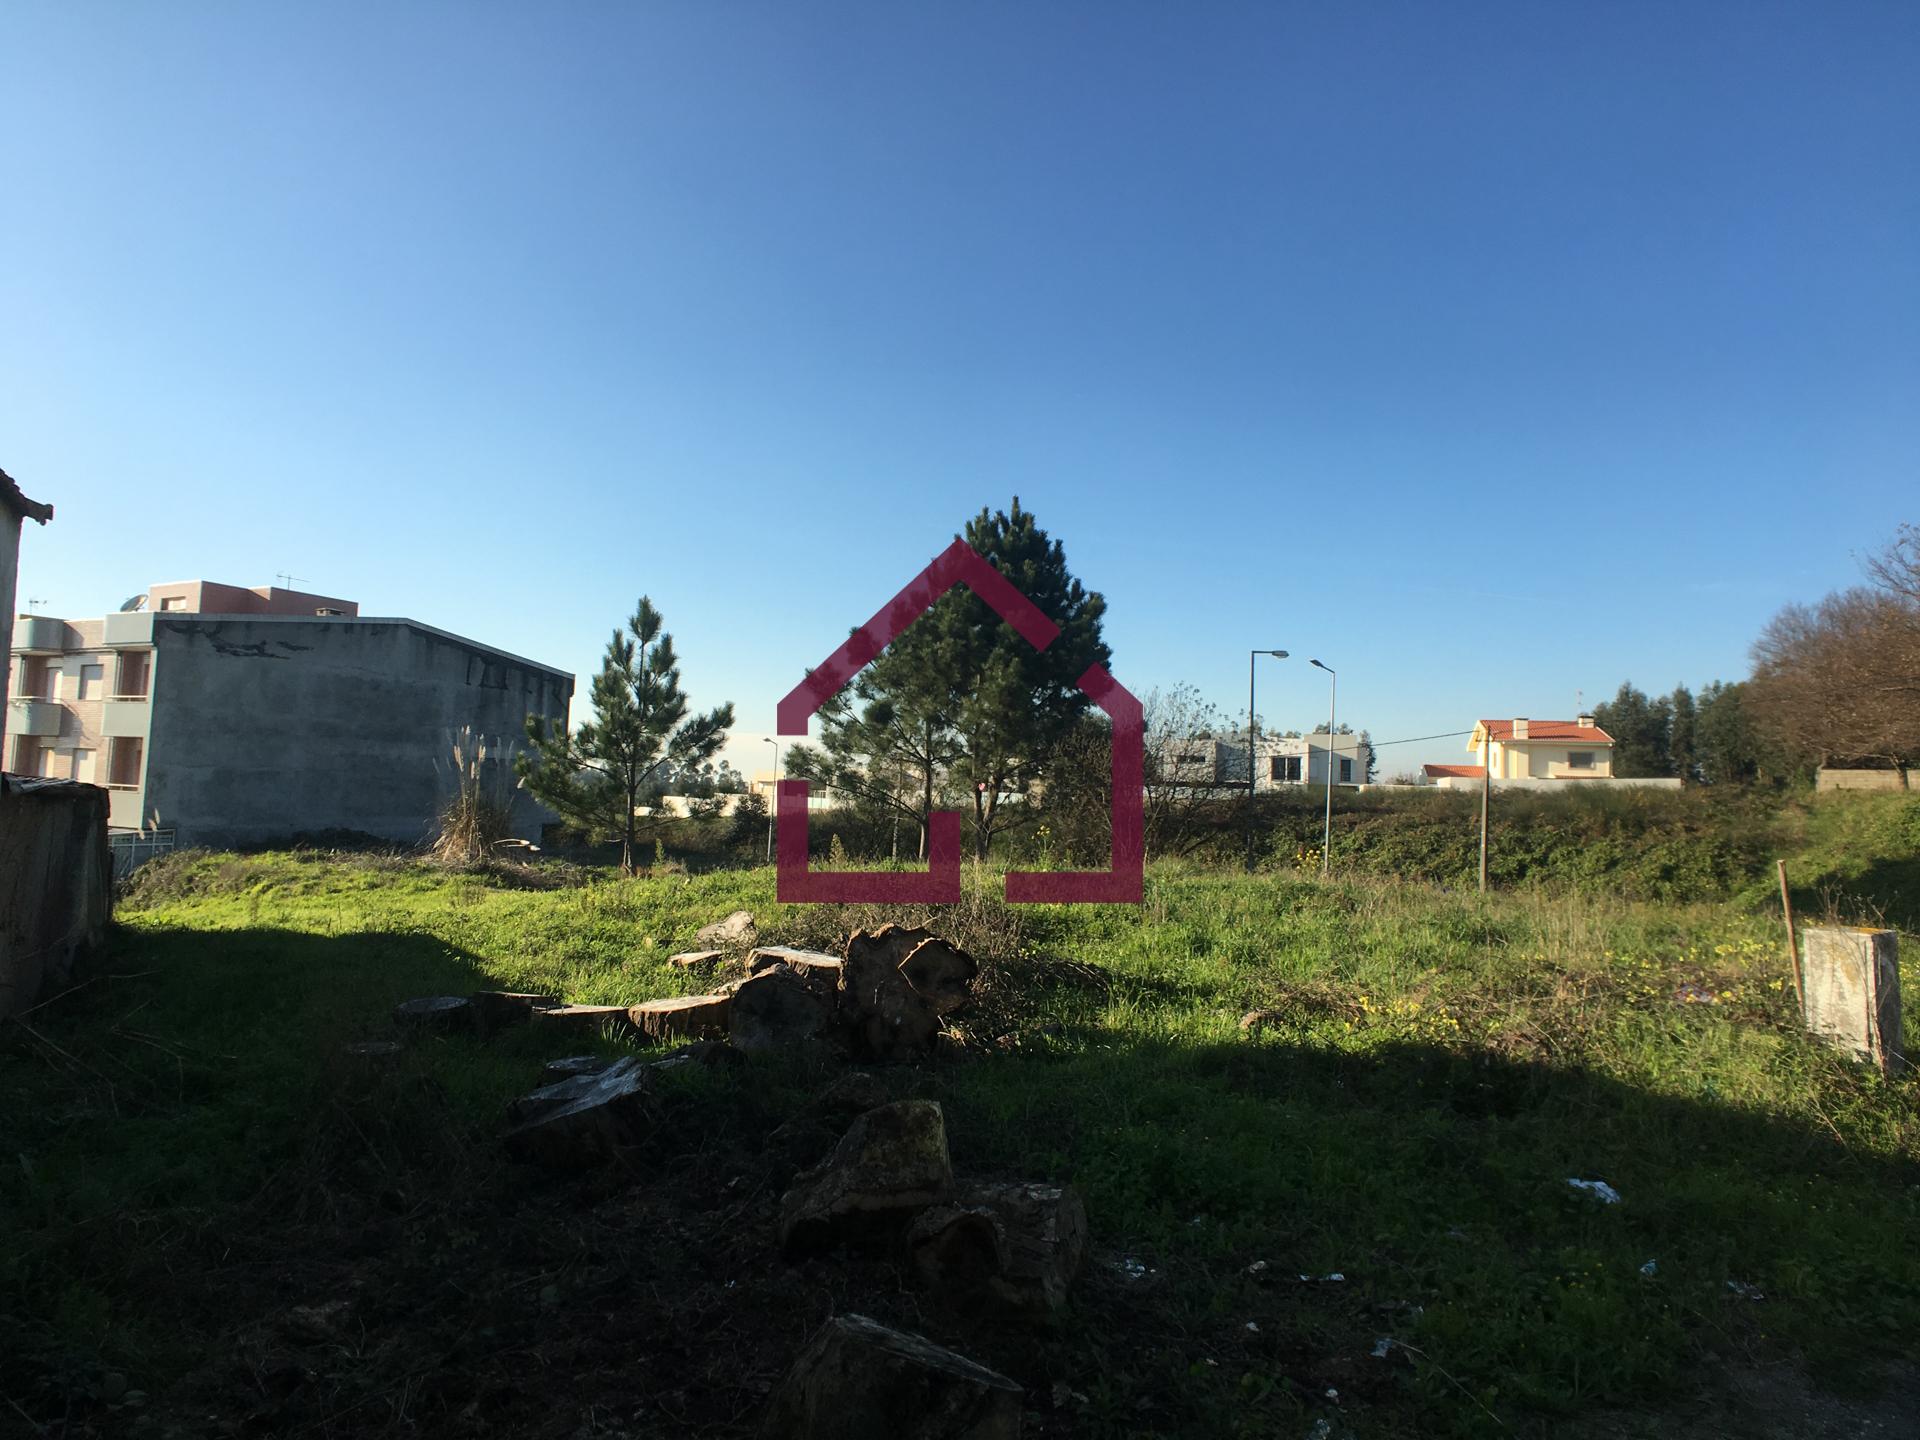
5 2 1915 778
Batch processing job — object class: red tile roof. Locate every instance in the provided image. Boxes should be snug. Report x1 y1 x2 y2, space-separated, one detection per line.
1478 719 1612 744
1424 764 1486 779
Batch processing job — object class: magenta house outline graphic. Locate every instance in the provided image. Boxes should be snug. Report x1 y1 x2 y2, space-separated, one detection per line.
775 538 1144 904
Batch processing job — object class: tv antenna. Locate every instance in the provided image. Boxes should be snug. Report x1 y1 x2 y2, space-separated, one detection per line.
275 572 305 590
27 597 46 612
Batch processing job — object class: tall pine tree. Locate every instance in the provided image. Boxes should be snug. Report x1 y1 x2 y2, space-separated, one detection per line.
787 499 1110 860
517 597 734 873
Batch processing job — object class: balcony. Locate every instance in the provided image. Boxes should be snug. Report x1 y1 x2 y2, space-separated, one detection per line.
13 615 66 652
7 698 60 736
102 699 152 739
103 611 154 647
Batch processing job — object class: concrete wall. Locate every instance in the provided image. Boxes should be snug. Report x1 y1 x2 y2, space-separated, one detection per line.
1816 768 1911 793
0 509 17 765
0 778 111 1018
141 616 572 846
1429 774 1683 793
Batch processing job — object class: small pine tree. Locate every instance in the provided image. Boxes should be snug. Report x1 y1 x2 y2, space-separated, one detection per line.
517 597 734 874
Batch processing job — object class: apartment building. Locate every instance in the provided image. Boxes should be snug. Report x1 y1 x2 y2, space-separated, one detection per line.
8 581 573 846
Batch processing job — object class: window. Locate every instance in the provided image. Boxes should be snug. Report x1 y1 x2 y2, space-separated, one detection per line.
1176 751 1207 767
1339 757 1354 783
70 748 95 783
158 595 186 611
115 651 150 699
108 737 144 787
1567 752 1594 770
76 663 104 701
18 656 56 698
1270 755 1302 782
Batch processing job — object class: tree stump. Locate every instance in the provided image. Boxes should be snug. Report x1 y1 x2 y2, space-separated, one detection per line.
731 965 835 1053
504 1058 655 1167
392 996 474 1032
469 990 560 1033
843 926 942 1062
908 1181 1087 1317
627 993 733 1042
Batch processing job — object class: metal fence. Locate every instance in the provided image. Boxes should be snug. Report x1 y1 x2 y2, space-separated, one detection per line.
108 828 177 880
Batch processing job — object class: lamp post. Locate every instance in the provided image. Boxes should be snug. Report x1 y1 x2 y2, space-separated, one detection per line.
1309 660 1335 875
764 737 779 864
1246 650 1289 870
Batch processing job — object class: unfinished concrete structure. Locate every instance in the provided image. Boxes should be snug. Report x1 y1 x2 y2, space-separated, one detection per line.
9 580 573 847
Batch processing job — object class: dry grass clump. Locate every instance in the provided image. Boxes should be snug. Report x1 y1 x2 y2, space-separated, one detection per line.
432 726 520 866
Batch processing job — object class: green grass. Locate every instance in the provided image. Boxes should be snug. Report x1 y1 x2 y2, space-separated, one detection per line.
3 830 1917 1437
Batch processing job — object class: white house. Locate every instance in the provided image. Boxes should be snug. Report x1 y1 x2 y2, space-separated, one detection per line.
1423 716 1680 791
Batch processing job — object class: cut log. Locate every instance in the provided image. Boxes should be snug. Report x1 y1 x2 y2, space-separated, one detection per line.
392 996 474 1032
730 965 835 1053
779 1099 953 1255
763 1313 1021 1440
697 910 756 947
627 993 733 1042
505 1057 654 1167
668 949 724 969
529 1004 635 1038
468 990 560 1032
898 937 978 1016
842 926 940 1063
748 946 847 994
649 1038 743 1072
908 1180 1088 1317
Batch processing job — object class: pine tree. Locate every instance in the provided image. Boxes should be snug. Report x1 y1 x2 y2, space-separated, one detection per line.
516 597 734 873
786 499 1110 860
1593 682 1671 778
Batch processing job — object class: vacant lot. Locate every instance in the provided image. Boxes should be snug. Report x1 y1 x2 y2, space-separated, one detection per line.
4 818 1917 1437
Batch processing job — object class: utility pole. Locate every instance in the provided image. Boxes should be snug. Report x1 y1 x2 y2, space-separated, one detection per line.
1478 728 1491 894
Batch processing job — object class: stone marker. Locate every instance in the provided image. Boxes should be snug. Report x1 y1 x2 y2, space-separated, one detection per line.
779 1099 953 1254
1801 926 1905 1073
505 1057 654 1166
731 965 835 1053
530 1004 635 1037
628 993 733 1042
469 990 560 1032
697 910 757 947
763 1313 1021 1440
392 996 474 1031
668 949 724 969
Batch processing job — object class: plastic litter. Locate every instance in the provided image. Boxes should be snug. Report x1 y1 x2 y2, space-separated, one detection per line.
1371 1338 1396 1358
1726 1280 1765 1301
1639 1260 1658 1277
1296 1271 1346 1282
1566 1178 1621 1204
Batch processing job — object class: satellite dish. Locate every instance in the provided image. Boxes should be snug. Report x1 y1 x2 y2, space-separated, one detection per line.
118 594 146 613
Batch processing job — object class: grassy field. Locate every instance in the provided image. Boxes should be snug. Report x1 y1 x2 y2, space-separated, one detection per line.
3 797 1918 1437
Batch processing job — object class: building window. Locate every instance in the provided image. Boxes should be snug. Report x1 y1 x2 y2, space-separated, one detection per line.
1567 752 1594 770
18 655 56 698
108 737 144 788
1271 755 1302 782
71 748 96 783
1339 757 1354 783
158 595 186 611
76 663 104 701
1176 751 1207 767
115 651 150 699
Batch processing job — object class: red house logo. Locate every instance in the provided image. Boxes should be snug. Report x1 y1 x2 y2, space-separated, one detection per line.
776 539 1144 904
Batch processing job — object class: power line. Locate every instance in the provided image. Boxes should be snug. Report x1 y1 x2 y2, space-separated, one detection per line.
1365 729 1474 748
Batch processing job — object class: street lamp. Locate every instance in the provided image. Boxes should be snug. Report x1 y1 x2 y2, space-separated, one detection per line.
1247 650 1289 870
764 737 779 864
1310 659 1335 876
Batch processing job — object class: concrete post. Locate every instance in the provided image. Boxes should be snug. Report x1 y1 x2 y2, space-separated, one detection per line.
1800 926 1905 1075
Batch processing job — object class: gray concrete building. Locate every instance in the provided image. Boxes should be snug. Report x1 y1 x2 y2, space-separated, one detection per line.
8 581 572 847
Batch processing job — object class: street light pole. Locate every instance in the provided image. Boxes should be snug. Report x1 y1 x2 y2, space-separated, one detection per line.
764 737 779 864
1246 650 1288 870
1310 659 1335 877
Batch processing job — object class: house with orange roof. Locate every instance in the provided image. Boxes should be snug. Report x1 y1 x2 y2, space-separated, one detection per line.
1422 714 1627 787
